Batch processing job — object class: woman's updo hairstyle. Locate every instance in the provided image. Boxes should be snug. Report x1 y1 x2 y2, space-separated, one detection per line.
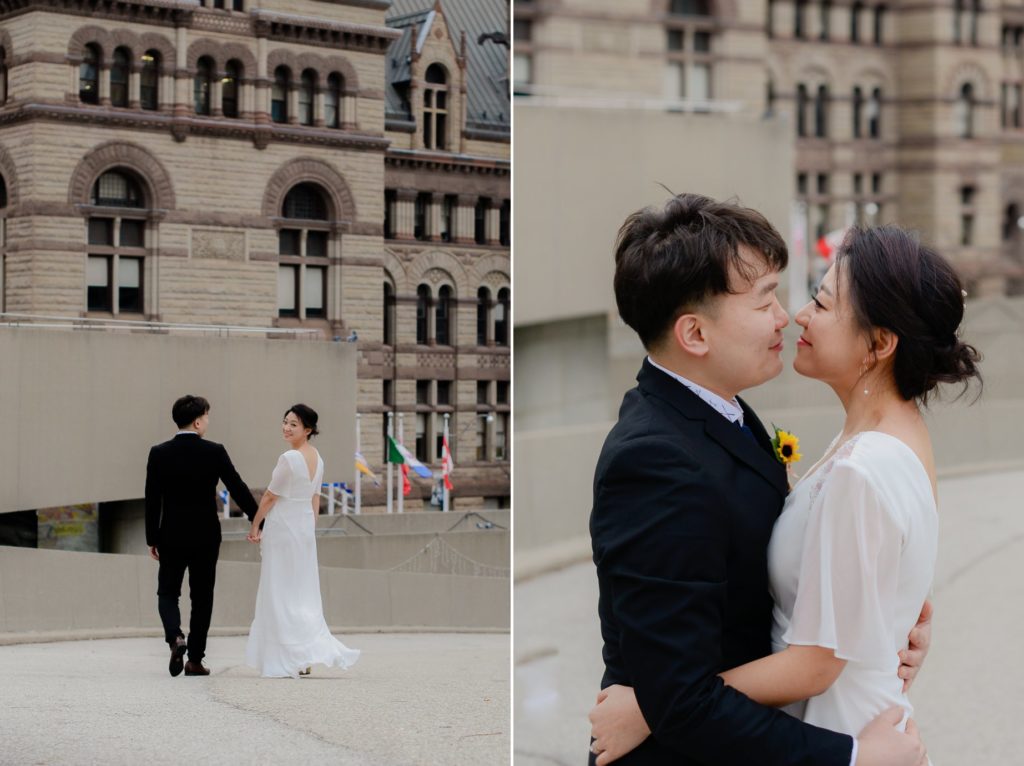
835 225 982 404
284 403 320 438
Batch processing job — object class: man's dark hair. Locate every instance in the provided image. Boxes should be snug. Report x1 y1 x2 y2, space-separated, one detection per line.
172 395 210 428
613 193 788 349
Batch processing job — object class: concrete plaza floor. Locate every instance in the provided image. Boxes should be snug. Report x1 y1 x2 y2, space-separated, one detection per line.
515 469 1024 765
0 632 509 766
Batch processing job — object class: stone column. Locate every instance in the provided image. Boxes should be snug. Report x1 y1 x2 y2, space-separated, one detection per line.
255 37 270 125
486 202 501 246
99 66 111 106
314 88 326 127
288 86 299 125
129 63 141 109
429 193 444 242
394 189 417 241
342 89 357 129
212 76 224 117
173 25 189 117
455 194 476 245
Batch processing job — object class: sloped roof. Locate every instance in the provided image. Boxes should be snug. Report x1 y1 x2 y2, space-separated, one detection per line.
385 0 510 136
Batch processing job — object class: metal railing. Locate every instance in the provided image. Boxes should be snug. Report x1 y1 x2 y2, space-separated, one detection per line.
0 313 322 339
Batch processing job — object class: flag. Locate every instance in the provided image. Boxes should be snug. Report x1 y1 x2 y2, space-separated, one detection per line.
354 452 381 487
387 436 432 478
815 228 848 261
401 462 411 496
441 434 454 491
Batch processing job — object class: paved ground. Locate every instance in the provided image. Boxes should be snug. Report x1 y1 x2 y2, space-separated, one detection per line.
514 469 1024 765
0 632 509 766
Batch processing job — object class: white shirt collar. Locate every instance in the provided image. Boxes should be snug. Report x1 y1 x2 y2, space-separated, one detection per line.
175 430 200 436
646 356 745 425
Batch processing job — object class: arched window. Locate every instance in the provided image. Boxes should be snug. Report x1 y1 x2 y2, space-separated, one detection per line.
494 287 510 346
194 56 213 115
272 66 290 123
416 284 431 344
110 47 130 107
435 285 453 346
796 83 808 137
222 60 241 118
852 86 863 138
814 84 829 137
957 83 975 138
87 170 148 315
278 183 330 320
477 287 491 345
0 46 8 105
383 282 396 346
299 69 316 126
868 87 882 138
851 1 863 43
80 44 101 104
140 50 160 110
423 63 448 150
325 73 343 129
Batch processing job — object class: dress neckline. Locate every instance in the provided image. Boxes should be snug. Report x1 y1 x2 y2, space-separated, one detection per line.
287 448 321 483
795 431 935 507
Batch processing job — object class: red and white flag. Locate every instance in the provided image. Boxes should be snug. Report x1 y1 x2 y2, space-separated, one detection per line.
816 228 849 261
442 431 454 492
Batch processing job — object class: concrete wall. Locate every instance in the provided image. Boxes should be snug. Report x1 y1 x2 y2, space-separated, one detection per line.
0 328 356 514
513 106 794 327
0 546 509 635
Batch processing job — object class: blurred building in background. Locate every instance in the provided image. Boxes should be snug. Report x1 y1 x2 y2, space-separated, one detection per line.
515 0 1024 296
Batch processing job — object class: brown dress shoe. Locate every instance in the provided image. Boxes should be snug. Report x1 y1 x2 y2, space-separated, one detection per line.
169 637 187 678
184 660 210 676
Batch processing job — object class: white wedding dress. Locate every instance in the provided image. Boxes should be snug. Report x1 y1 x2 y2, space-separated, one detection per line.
768 431 937 738
245 449 360 678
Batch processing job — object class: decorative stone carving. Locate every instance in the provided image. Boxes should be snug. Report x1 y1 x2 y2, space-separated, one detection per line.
191 229 246 261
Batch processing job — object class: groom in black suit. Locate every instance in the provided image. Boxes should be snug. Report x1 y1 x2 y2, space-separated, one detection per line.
588 195 927 765
145 395 259 677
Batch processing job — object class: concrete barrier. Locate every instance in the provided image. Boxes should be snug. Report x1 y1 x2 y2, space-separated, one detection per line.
0 546 509 637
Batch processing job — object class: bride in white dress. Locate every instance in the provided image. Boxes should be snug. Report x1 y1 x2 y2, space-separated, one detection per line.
588 226 980 763
245 404 360 678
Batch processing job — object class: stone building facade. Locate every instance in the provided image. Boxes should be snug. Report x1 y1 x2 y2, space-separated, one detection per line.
0 0 509 509
514 0 1024 296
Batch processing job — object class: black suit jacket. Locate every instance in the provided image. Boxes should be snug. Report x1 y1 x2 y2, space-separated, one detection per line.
145 434 259 548
589 360 852 766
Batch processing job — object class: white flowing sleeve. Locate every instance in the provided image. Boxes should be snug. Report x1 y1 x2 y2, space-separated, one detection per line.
267 453 291 496
783 460 904 664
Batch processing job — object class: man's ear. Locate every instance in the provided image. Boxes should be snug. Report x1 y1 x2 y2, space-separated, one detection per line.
672 313 709 358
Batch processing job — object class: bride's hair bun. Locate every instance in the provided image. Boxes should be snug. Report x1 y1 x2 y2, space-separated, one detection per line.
836 226 982 404
285 403 320 437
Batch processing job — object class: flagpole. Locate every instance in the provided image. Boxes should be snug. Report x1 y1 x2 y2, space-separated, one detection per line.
789 200 810 315
442 413 450 512
386 411 394 514
355 413 362 515
397 412 405 514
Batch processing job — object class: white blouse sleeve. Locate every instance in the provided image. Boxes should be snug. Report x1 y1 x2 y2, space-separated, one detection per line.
267 453 291 496
782 459 904 664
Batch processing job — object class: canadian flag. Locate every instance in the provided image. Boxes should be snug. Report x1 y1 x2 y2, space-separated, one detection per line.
442 434 454 491
816 228 849 261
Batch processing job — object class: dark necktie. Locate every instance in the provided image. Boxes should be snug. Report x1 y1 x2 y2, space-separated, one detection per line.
737 421 757 443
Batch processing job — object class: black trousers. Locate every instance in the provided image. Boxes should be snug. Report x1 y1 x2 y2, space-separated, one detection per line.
156 540 219 662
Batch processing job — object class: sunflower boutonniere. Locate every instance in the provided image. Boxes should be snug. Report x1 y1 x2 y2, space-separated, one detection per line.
771 426 802 466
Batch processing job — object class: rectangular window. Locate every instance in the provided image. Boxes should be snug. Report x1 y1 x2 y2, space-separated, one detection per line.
442 194 456 242
415 413 428 463
437 380 452 405
960 185 975 206
872 173 882 195
689 64 711 103
853 173 863 196
797 173 808 196
476 415 487 461
383 379 394 407
87 255 112 311
475 198 489 244
495 413 508 461
667 30 684 51
514 19 532 42
306 230 328 257
500 200 511 247
817 173 829 194
477 380 490 405
384 190 396 239
277 265 297 317
496 380 509 405
416 380 431 405
304 266 325 318
694 32 711 52
279 229 301 256
820 0 831 40
961 214 974 246
118 257 142 313
415 193 429 241
513 54 533 94
88 218 114 246
120 219 145 248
